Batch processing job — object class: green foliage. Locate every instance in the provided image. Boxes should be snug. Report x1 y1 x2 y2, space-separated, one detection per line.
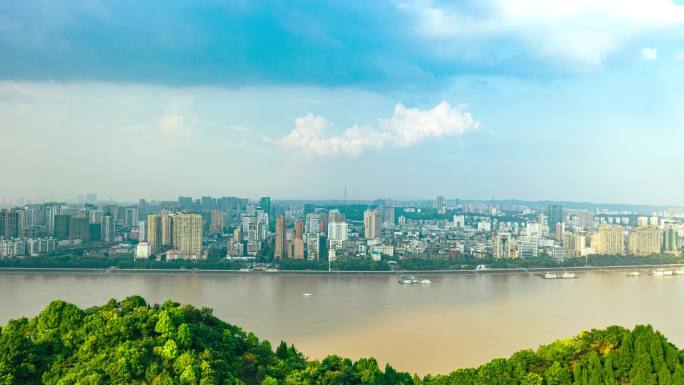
1 298 684 385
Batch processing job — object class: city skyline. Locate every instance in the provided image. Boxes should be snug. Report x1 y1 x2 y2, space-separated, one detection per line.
2 1 684 204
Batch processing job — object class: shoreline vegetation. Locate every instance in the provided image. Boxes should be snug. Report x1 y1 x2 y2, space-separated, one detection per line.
1 297 683 385
0 254 683 274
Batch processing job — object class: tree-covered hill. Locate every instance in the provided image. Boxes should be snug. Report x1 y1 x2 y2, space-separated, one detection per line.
1 297 683 385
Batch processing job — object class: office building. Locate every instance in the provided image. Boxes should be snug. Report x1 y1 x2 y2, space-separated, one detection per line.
546 205 563 235
259 196 271 217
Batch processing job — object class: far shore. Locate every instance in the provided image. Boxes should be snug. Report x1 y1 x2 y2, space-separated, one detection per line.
0 264 683 275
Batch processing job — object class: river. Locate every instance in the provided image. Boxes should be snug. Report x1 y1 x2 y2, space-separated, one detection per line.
1 270 683 374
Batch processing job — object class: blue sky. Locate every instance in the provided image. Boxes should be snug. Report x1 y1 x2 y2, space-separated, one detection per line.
1 0 684 204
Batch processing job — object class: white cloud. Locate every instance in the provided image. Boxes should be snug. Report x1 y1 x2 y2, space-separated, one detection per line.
641 47 658 60
402 0 684 69
277 101 479 156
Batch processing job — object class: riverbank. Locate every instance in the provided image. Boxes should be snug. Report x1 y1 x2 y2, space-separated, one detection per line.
1 263 683 275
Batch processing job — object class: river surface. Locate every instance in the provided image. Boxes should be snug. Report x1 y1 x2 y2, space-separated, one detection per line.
1 270 684 374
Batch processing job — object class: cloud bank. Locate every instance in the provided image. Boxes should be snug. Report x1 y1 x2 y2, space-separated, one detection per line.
2 0 684 86
403 0 684 69
277 101 479 156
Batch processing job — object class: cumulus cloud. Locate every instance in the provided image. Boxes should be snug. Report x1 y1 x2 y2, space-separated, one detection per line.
277 101 479 156
402 0 684 69
641 47 658 60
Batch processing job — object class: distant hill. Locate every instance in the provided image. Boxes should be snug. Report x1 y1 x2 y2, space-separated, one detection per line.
0 297 682 384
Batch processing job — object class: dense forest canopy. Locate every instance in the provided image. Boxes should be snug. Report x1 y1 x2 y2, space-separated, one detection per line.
1 297 683 385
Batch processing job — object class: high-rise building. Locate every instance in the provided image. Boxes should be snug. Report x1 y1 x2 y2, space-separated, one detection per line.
578 210 593 230
161 211 173 247
293 238 305 259
306 232 320 260
0 209 19 238
178 196 193 211
327 221 348 250
492 232 512 258
259 197 271 217
663 225 680 255
124 208 139 227
138 221 147 241
436 196 446 214
628 226 660 256
328 209 345 224
547 205 563 235
363 209 381 240
147 214 162 255
453 215 465 228
637 217 649 228
305 212 321 234
295 219 303 240
172 213 203 259
68 217 89 241
381 207 395 227
597 224 624 255
101 215 114 242
274 216 287 259
208 210 225 235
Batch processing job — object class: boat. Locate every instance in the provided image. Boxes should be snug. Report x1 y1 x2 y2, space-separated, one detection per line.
543 272 558 279
652 268 673 276
561 272 577 279
675 268 684 275
398 275 431 284
475 264 488 271
626 271 641 277
301 292 313 297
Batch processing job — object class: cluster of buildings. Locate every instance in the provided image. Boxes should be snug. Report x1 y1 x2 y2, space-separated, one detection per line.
2 194 683 264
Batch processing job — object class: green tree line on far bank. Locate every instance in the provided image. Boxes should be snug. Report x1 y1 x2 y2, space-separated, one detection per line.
1 253 683 272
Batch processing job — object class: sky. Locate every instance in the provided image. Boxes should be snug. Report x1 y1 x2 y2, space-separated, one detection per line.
1 0 684 204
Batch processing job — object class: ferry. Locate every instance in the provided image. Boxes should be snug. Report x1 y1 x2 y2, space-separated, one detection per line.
543 272 558 279
626 271 641 277
561 272 577 279
675 268 684 276
398 275 432 284
652 268 673 276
